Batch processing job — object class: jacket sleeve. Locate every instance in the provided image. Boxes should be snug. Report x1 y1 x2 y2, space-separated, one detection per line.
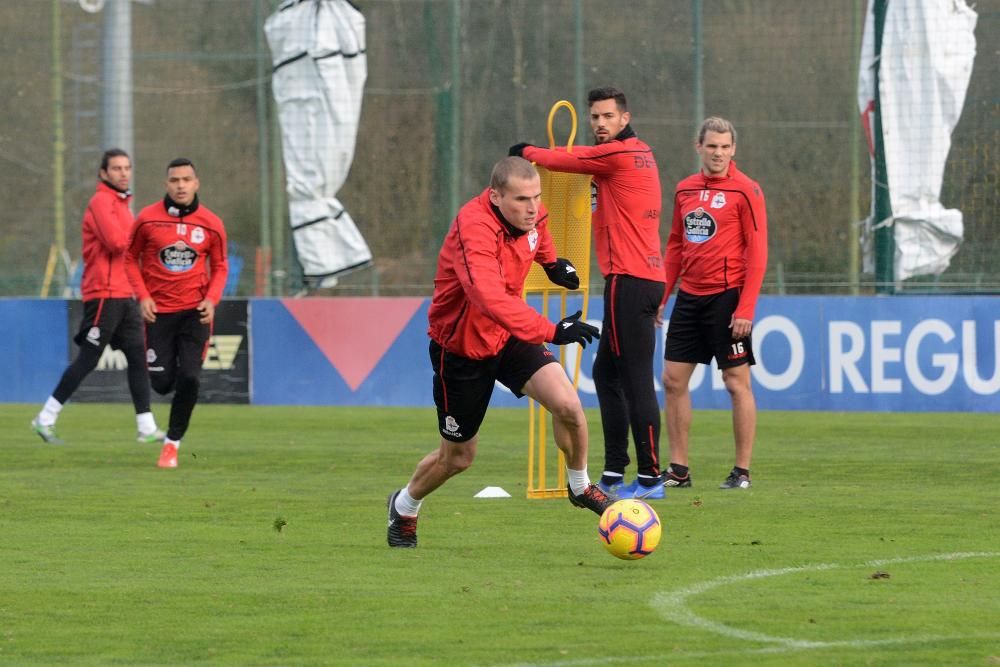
455 219 557 344
522 144 618 177
125 218 151 301
661 192 684 305
733 183 768 321
89 193 131 254
204 220 229 305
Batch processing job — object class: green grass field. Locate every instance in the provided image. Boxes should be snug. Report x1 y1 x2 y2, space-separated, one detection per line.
2 403 998 666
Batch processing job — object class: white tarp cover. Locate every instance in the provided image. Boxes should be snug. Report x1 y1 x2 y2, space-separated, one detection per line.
857 0 977 282
265 0 371 287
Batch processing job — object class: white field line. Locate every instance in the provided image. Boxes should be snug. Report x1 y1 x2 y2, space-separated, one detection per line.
649 551 1000 649
486 551 1000 667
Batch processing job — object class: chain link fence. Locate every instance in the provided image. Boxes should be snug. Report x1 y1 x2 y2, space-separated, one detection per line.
2 0 997 297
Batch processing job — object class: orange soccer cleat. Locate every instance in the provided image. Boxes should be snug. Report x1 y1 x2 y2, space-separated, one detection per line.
157 443 178 468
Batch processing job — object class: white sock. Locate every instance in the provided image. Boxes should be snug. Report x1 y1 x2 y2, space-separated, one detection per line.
136 412 157 434
395 486 422 516
37 397 63 427
165 438 180 450
566 468 590 495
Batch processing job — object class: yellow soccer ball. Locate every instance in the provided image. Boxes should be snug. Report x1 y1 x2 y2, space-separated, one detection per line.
598 499 662 560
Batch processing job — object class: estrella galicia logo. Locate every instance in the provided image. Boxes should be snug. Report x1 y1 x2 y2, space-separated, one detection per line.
159 241 198 272
683 207 717 244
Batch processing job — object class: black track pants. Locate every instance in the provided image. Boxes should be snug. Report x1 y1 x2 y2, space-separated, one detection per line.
593 274 665 478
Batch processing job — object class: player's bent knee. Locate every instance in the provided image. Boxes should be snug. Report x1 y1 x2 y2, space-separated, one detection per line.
722 365 752 395
121 343 146 365
71 355 101 376
70 343 104 374
449 455 474 475
173 374 200 401
440 439 476 474
664 374 688 396
149 373 173 395
546 392 585 428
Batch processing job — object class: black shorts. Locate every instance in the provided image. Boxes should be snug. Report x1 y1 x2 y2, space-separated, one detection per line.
664 288 755 369
430 337 558 443
73 297 144 351
145 309 211 374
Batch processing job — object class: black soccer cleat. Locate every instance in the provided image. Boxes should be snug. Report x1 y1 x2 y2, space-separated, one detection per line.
387 490 418 548
568 483 616 516
719 469 751 490
663 467 692 488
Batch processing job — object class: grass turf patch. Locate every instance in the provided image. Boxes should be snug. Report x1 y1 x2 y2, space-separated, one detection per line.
1 404 998 665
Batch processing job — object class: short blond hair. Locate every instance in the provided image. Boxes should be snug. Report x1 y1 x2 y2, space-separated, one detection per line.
697 117 737 145
490 156 539 191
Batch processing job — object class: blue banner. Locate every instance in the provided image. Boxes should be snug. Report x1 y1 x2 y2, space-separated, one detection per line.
249 295 1000 412
3 296 997 412
0 299 69 402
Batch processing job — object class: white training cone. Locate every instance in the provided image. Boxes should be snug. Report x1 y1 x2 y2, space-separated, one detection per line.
474 486 512 498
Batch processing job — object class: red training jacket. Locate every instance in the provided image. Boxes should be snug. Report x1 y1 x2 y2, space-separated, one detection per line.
522 129 663 282
664 161 768 321
126 198 229 313
427 188 558 359
80 181 135 300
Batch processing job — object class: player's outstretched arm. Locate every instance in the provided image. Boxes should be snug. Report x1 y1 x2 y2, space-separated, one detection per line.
521 144 617 177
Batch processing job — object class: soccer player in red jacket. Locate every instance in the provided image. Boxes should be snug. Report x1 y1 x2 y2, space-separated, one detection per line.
387 157 612 548
511 87 666 500
659 117 768 490
31 149 164 445
126 158 228 469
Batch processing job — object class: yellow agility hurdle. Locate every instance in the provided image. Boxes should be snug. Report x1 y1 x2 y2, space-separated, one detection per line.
525 101 593 499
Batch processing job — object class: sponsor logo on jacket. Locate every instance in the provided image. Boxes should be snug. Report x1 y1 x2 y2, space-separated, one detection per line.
160 241 198 272
683 207 717 243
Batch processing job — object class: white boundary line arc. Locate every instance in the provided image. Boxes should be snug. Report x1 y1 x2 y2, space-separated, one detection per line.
485 552 1000 667
649 551 1000 649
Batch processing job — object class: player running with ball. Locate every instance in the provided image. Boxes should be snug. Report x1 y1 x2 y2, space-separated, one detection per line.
387 157 614 548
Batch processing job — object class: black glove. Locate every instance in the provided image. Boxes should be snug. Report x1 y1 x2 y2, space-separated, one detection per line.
543 258 580 290
552 310 600 347
508 142 533 158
